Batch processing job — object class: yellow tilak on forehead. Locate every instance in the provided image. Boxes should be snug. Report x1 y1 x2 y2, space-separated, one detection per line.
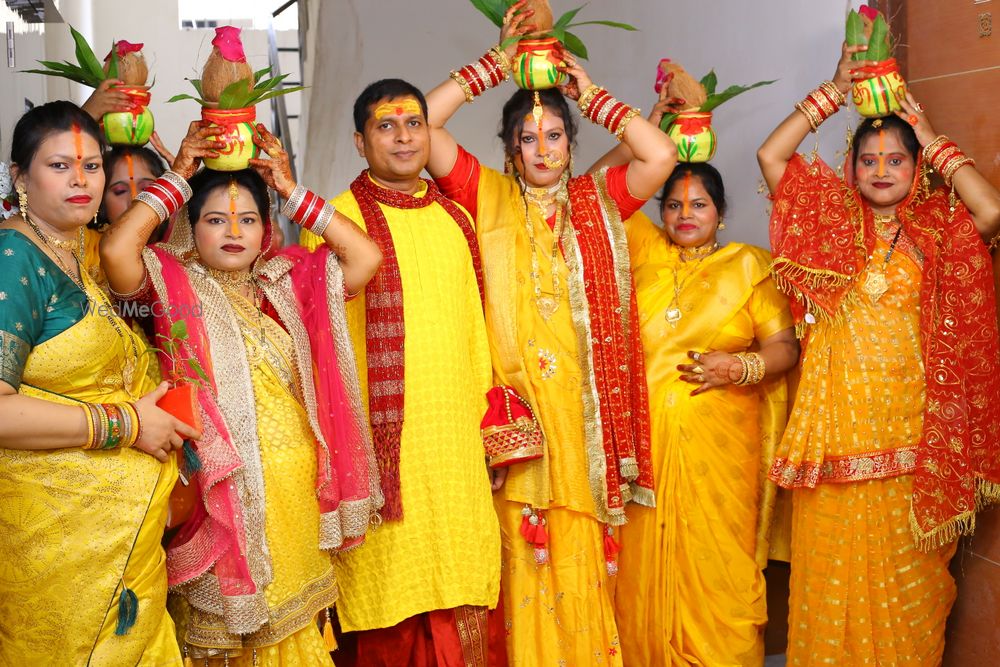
229 179 240 236
373 99 423 121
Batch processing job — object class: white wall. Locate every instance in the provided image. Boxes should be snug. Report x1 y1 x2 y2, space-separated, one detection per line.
0 0 295 167
302 0 858 248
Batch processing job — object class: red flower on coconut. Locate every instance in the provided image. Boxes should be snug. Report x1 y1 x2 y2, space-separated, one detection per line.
212 26 247 63
654 58 672 94
858 5 881 21
105 40 143 61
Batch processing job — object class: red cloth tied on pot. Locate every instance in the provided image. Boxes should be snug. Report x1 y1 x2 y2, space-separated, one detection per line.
853 57 900 79
673 112 712 136
481 385 544 467
118 86 151 115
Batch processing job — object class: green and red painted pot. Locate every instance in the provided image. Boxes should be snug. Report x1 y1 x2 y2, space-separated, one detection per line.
102 86 154 146
667 111 716 163
512 38 566 90
851 58 907 118
201 106 258 171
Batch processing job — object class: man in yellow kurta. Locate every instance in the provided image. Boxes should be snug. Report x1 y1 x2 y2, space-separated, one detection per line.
300 79 503 666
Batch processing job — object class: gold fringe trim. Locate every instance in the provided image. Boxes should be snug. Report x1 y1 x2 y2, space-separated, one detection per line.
910 477 1000 552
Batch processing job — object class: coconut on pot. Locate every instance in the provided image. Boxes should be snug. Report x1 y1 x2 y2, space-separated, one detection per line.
201 26 253 104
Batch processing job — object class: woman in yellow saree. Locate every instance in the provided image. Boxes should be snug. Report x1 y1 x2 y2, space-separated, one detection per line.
615 163 798 666
101 122 384 665
0 101 200 664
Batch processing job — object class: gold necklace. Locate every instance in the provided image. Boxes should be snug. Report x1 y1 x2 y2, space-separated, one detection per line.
522 173 569 321
206 265 268 363
862 215 903 303
665 242 719 327
25 214 140 397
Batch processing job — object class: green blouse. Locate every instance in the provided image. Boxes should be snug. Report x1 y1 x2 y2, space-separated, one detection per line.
0 229 89 389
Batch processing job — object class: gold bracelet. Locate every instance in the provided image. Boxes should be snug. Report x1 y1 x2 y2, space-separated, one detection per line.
577 84 601 113
922 135 950 162
615 107 641 140
449 70 475 103
490 45 512 75
940 156 975 186
818 80 847 107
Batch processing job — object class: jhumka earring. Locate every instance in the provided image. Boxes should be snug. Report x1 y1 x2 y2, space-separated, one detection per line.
16 184 27 215
718 218 726 231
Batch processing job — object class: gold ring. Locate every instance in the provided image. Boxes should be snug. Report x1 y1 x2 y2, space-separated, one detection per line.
692 365 704 374
915 102 925 112
692 352 701 362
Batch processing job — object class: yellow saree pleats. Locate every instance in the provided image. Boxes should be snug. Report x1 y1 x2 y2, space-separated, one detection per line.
616 223 793 666
0 271 179 665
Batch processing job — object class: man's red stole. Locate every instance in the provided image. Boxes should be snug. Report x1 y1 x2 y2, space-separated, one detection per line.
350 171 483 521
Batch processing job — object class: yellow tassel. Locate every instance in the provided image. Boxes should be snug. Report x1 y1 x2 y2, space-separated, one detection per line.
184 658 194 667
323 613 337 651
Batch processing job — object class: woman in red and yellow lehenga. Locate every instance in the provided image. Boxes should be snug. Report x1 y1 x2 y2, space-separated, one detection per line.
423 4 677 664
101 122 384 665
757 43 1000 665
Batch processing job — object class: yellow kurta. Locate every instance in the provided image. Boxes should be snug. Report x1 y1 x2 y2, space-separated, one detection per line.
775 231 955 665
184 294 337 666
470 165 627 667
0 241 179 665
616 214 793 667
301 183 499 632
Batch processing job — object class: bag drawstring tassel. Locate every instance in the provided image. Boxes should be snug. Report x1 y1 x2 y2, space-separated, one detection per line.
114 582 139 635
323 607 337 651
182 439 203 475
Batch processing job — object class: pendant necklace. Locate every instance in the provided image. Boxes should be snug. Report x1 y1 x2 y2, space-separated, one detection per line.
665 242 719 327
25 216 140 397
862 214 903 303
522 173 569 321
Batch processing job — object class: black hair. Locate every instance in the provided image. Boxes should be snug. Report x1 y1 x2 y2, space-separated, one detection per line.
851 115 920 169
353 78 428 133
657 162 727 217
10 100 105 171
103 145 167 183
93 145 169 229
498 88 578 159
187 168 270 226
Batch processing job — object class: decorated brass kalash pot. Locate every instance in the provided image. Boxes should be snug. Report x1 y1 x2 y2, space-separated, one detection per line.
168 26 303 171
667 112 716 163
851 58 906 118
511 37 567 90
201 106 259 172
656 59 773 164
846 6 907 118
102 85 155 146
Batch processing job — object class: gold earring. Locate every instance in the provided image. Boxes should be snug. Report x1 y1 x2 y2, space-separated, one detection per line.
718 218 726 231
16 184 27 216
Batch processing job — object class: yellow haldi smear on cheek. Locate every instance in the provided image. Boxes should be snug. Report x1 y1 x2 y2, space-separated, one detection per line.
877 129 887 177
125 153 137 199
682 172 691 218
373 99 423 122
72 123 85 182
229 180 240 236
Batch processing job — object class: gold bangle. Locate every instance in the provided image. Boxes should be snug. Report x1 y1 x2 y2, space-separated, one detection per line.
615 107 641 140
490 45 512 75
82 404 96 449
922 135 950 162
818 80 846 107
794 100 821 132
577 84 601 113
941 156 975 186
450 70 475 103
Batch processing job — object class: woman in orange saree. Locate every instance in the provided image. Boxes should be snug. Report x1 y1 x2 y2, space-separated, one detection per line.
757 43 1000 665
